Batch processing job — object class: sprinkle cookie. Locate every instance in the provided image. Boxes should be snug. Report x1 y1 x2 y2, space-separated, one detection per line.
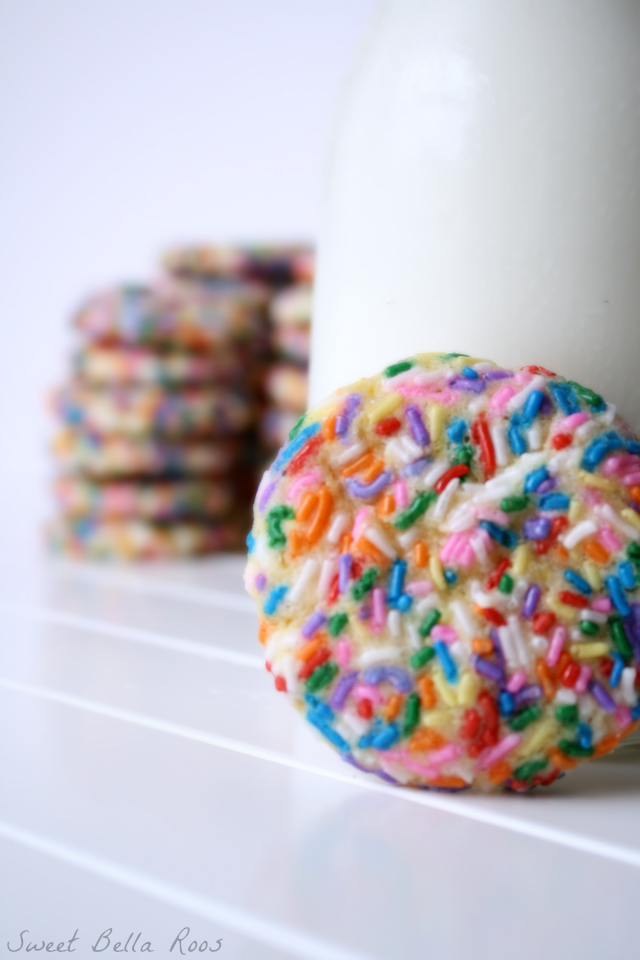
54 476 234 521
74 345 251 387
245 353 640 792
52 517 244 560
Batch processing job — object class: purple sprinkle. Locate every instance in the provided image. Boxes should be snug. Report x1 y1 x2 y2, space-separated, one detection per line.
258 481 276 512
362 665 385 685
406 406 430 446
522 584 541 618
536 478 557 495
523 517 552 541
343 753 400 783
330 671 359 709
255 573 267 591
301 611 327 639
588 680 617 713
347 470 394 499
335 415 348 436
338 553 352 594
471 654 505 685
482 370 514 381
402 457 430 477
344 393 361 415
623 603 640 665
490 628 507 672
362 665 412 692
539 394 553 416
358 604 371 620
449 378 485 393
513 684 543 708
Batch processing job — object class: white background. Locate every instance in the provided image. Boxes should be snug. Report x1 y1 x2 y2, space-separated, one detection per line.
0 0 375 535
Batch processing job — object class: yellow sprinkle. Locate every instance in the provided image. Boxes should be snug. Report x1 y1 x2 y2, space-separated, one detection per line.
365 393 403 424
582 559 602 592
450 355 485 370
621 508 640 533
568 499 583 524
512 544 531 577
429 554 447 591
421 709 451 731
428 405 446 443
577 470 617 491
570 642 609 660
522 718 557 755
433 668 458 707
457 671 480 708
546 596 578 622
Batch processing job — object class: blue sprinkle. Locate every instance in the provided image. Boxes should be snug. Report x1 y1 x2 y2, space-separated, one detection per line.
581 430 624 472
619 560 637 591
444 569 458 584
446 419 468 443
626 440 640 457
606 575 631 618
577 723 593 750
357 718 384 749
396 593 413 612
538 493 570 511
304 692 334 721
434 641 458 684
462 366 479 380
498 691 515 717
563 570 592 595
632 703 640 722
507 422 527 455
371 723 401 751
402 457 431 477
273 421 321 470
478 520 519 549
524 466 549 493
307 710 350 752
388 559 407 602
263 585 288 616
522 389 545 425
246 531 256 553
548 381 580 415
610 653 625 689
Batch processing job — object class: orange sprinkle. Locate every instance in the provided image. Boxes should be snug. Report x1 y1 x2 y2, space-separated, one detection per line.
376 493 396 517
288 527 306 558
258 620 273 645
382 693 404 722
630 486 640 506
361 458 385 484
584 539 610 564
354 536 389 566
554 544 570 562
306 487 334 543
487 759 512 785
295 637 324 661
472 637 494 656
341 451 374 478
416 675 436 710
548 746 578 770
340 532 352 554
535 657 555 699
594 732 621 758
413 541 429 567
297 491 318 522
322 414 337 441
426 775 468 790
408 727 446 752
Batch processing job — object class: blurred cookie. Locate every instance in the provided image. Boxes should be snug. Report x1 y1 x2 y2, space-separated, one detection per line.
163 244 314 287
259 407 301 451
50 517 245 560
54 476 234 521
74 344 250 387
264 363 308 413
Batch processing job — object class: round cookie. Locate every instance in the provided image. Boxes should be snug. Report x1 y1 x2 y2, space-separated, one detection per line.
245 353 640 792
51 517 245 560
55 383 254 437
54 476 234 521
74 344 251 387
52 430 240 479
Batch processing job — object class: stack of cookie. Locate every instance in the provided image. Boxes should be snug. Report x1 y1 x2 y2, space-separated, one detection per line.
51 274 268 559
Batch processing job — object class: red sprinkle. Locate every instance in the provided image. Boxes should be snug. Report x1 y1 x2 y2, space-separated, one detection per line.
551 516 569 538
472 417 496 479
274 675 287 692
478 607 507 627
357 699 373 719
374 417 402 436
287 434 322 475
327 574 339 606
599 657 614 680
551 433 572 450
523 365 556 377
561 660 580 688
486 558 511 591
298 647 331 680
265 661 272 672
435 463 470 494
558 590 589 609
535 539 552 555
460 708 481 740
532 611 556 634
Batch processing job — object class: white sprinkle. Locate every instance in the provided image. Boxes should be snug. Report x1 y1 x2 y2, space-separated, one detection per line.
473 362 496 373
450 600 476 643
530 634 548 654
508 578 529 610
596 503 640 541
281 653 298 694
387 609 401 638
406 623 421 651
413 368 452 386
621 667 638 706
357 645 402 667
416 594 440 616
288 558 319 603
489 422 509 467
423 459 450 489
600 403 617 426
444 502 476 533
506 375 546 413
336 441 365 465
317 557 338 600
579 608 608 625
508 614 530 667
570 628 583 642
432 477 460 522
385 437 414 466
327 511 349 544
362 525 397 559
401 435 423 460
469 530 490 566
548 448 581 473
554 688 577 706
468 395 488 416
561 519 597 550
397 528 419 549
578 696 596 722
498 624 518 668
526 422 542 451
341 710 370 736
469 580 502 609
575 419 599 441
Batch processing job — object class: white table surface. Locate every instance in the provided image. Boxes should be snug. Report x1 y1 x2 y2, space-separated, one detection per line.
1 541 640 960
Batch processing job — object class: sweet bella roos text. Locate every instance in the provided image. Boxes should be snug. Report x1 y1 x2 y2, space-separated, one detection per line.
6 929 222 953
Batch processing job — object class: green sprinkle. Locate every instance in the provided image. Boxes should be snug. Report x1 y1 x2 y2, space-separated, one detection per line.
501 495 530 512
306 662 338 693
627 543 640 560
579 619 600 636
393 491 437 531
512 757 549 782
384 360 414 378
558 739 595 758
410 646 436 670
328 613 348 637
403 692 421 737
555 704 579 726
609 617 632 659
508 703 542 732
352 568 378 601
288 414 306 440
498 574 514 594
418 609 441 638
452 444 473 471
266 505 295 550
566 379 604 410
440 353 469 361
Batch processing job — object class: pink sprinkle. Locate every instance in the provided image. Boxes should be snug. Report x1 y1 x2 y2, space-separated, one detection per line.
591 597 612 613
557 412 590 432
506 669 527 693
396 383 459 405
394 480 409 509
427 743 462 766
352 507 372 542
457 543 476 566
405 580 433 597
615 705 632 730
581 486 602 507
513 370 534 385
622 472 640 486
598 526 623 552
371 587 386 633
490 385 516 410
601 453 640 477
352 683 384 705
286 468 323 501
335 638 352 668
575 665 592 694
478 733 523 770
431 624 458 644
440 533 464 563
546 626 567 668
476 507 510 526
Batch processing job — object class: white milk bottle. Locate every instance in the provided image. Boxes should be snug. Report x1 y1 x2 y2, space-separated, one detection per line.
311 0 640 433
